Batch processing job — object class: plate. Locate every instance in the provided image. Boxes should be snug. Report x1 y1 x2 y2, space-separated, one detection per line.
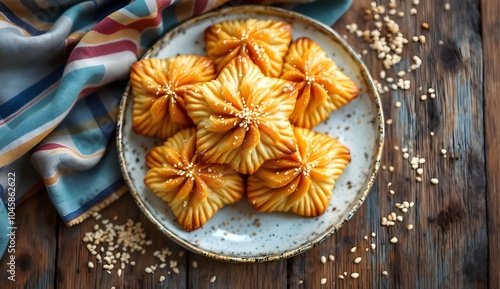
116 5 384 262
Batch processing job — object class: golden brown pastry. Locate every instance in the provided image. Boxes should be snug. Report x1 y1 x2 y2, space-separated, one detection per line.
130 55 216 139
281 37 360 128
247 126 351 217
205 18 292 77
144 128 245 231
184 55 298 175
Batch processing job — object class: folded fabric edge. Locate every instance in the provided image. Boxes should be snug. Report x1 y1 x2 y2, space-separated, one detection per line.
65 185 127 227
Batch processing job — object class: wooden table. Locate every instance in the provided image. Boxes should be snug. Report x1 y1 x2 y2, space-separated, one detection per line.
1 0 498 287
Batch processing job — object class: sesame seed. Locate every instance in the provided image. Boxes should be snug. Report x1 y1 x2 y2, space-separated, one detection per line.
88 261 95 269
386 119 393 125
192 261 198 268
396 216 403 222
338 275 345 280
419 35 426 44
444 3 451 11
390 237 398 244
145 267 153 274
390 189 395 195
417 168 423 175
117 268 122 277
407 224 414 230
320 278 327 285
354 257 362 264
382 270 388 276
350 247 357 253
159 275 166 283
420 94 428 101
441 149 447 155
430 131 435 136
371 243 376 250
321 256 327 264
351 273 360 279
403 153 409 159
410 8 417 15
416 176 422 182
329 255 335 261
422 23 429 29
395 101 401 108
371 232 376 237
210 275 217 283
431 178 439 184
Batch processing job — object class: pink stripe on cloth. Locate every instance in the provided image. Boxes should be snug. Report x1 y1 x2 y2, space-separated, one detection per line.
193 0 208 15
68 40 138 63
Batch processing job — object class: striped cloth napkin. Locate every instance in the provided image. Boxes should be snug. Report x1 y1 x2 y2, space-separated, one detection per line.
0 0 352 258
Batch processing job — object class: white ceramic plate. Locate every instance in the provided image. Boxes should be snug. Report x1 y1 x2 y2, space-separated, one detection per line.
117 5 384 262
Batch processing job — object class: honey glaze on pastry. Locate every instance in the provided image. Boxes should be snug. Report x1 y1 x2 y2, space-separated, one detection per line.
281 37 360 128
184 55 298 175
144 128 245 231
130 55 216 139
205 18 292 77
247 126 351 217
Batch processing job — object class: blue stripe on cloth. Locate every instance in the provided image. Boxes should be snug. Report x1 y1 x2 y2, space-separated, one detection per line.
0 65 64 119
123 0 153 18
85 94 115 137
62 177 124 223
0 65 105 150
0 2 44 35
293 0 353 26
41 141 125 221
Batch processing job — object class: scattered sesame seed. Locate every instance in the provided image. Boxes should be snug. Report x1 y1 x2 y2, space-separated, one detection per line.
395 101 401 108
389 189 395 195
382 270 388 276
407 224 414 230
430 131 435 136
416 176 422 182
371 243 376 250
321 256 327 264
350 247 357 253
88 261 95 269
210 275 217 283
351 273 360 279
444 3 451 11
403 153 409 159
420 94 428 101
338 275 345 280
145 267 153 274
371 232 376 237
329 255 335 262
192 261 198 268
390 237 398 244
320 278 327 285
431 178 439 184
396 215 404 222
421 23 429 29
159 275 166 283
410 8 417 15
441 149 447 155
386 119 393 125
354 257 362 264
428 88 435 93
419 35 426 44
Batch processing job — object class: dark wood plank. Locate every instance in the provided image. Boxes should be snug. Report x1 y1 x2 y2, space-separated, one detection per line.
0 192 58 289
482 0 500 287
288 0 487 288
187 255 287 289
56 193 187 289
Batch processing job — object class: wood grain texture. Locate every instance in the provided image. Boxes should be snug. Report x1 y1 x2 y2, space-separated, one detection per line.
56 194 187 289
482 0 500 287
0 0 493 288
0 192 58 289
288 0 487 288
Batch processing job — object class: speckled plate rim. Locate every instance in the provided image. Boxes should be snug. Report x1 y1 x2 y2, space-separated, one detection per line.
116 5 384 263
